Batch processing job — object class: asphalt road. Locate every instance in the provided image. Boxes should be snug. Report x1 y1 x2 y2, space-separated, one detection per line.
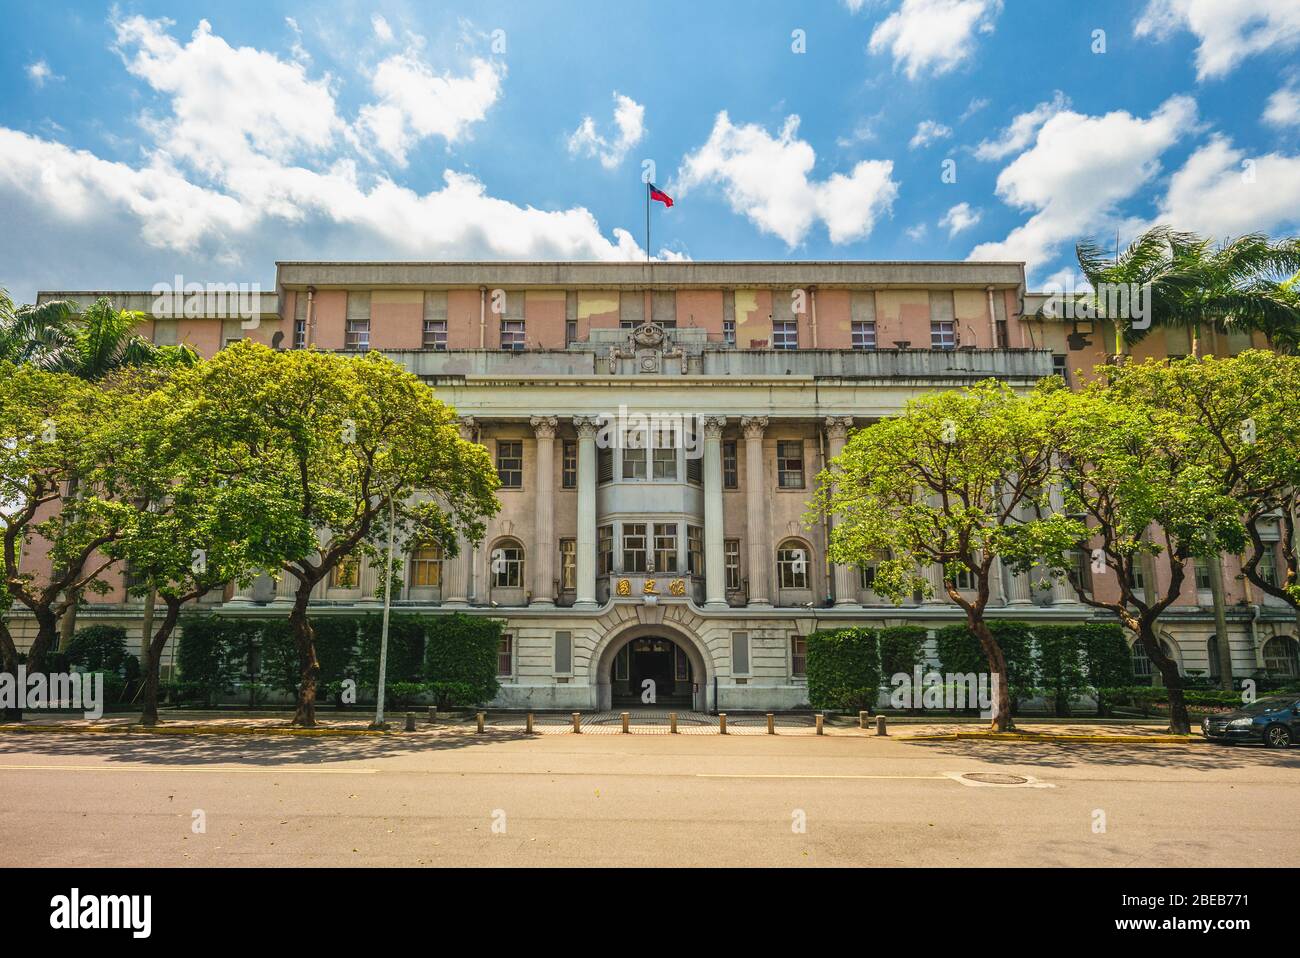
1 731 1296 867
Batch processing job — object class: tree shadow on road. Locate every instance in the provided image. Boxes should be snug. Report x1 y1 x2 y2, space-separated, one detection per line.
899 738 1300 771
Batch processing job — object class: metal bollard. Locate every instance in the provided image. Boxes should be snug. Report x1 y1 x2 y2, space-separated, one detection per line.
859 710 869 730
621 712 629 733
428 706 436 724
815 713 824 735
766 713 775 735
572 711 582 734
669 712 678 734
719 713 727 735
526 712 534 734
404 712 416 732
876 714 888 736
476 711 485 733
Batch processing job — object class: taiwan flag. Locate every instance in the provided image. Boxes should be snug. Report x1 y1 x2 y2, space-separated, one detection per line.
649 183 674 208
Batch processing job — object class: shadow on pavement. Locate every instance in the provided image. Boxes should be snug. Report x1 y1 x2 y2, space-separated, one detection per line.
900 738 1300 771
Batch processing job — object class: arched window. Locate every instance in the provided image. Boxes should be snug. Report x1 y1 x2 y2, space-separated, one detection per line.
1263 636 1299 678
409 542 443 588
777 540 810 590
491 539 525 588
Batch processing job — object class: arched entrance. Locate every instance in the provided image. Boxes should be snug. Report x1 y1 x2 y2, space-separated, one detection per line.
592 623 712 712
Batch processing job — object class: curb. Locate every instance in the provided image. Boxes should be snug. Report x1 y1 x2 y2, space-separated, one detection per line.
0 723 388 738
901 731 1203 744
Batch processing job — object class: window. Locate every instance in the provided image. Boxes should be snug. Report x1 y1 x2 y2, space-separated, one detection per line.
345 317 370 350
859 563 877 590
554 631 573 675
731 631 750 676
995 320 1009 348
1131 640 1152 680
777 440 804 489
497 634 514 676
686 454 702 485
1194 557 1212 591
723 319 736 346
496 440 523 489
598 525 614 575
598 446 613 483
565 319 577 345
123 562 148 594
947 563 974 591
622 446 646 480
652 428 677 480
622 523 648 573
772 319 799 350
562 440 577 489
687 526 703 576
293 317 307 349
777 541 809 589
1258 547 1279 587
1051 354 1068 384
491 540 524 588
559 539 576 591
851 320 877 350
722 440 738 489
725 539 741 591
423 318 447 350
930 320 956 349
409 543 443 587
1263 637 1299 678
1126 560 1148 598
791 636 807 677
330 558 359 589
500 319 525 350
675 645 690 681
653 523 678 573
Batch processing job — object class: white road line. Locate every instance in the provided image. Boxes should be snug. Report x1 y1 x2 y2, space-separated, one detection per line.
695 773 950 780
0 764 377 774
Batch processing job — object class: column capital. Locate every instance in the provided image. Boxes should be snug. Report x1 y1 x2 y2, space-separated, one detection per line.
740 416 769 439
530 415 558 439
573 415 599 439
824 416 854 441
702 415 727 440
456 416 477 441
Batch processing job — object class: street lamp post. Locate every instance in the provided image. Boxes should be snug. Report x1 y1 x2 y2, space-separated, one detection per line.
373 493 396 728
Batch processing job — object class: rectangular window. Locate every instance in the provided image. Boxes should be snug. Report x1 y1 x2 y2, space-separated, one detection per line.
562 440 577 489
1259 548 1279 587
948 564 974 591
652 428 677 480
409 543 443 587
851 320 877 350
778 545 809 589
724 539 741 591
930 320 956 349
293 318 307 349
345 318 370 350
500 319 526 350
554 631 572 675
598 525 614 575
772 319 799 350
777 440 804 489
995 319 1009 348
723 319 736 346
722 440 738 489
565 318 577 345
330 558 359 589
859 563 876 590
622 523 648 573
791 636 807 677
559 539 576 591
422 319 447 350
653 523 678 573
1052 354 1068 384
686 454 702 485
492 543 523 588
731 631 750 676
687 526 703 576
1195 557 1212 591
497 634 514 677
622 446 647 480
598 446 613 483
496 440 523 489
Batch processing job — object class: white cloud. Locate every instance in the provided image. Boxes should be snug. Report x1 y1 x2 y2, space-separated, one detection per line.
1264 83 1300 129
568 92 645 169
675 112 898 246
1136 0 1300 80
973 92 1068 161
959 97 990 122
868 0 1003 79
372 15 395 43
25 59 61 88
908 119 952 150
905 222 928 241
968 95 1197 275
939 202 981 237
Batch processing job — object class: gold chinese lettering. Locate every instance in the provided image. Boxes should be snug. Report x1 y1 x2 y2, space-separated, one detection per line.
669 579 686 596
616 578 631 596
642 579 659 595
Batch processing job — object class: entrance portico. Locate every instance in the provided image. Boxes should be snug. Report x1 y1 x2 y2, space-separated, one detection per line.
592 622 713 712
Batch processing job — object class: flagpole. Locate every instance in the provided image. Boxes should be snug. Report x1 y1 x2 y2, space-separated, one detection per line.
645 182 650 263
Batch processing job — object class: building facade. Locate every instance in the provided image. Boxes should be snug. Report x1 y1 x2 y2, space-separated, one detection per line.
9 261 1300 708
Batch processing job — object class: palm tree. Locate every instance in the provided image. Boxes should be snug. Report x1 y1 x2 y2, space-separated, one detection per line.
1072 226 1188 358
0 289 79 367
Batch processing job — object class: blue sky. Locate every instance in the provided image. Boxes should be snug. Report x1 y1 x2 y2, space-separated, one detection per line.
2 0 1300 301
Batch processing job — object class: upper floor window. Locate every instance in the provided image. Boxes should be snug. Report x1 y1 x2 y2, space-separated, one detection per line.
622 523 648 573
330 557 360 589
496 440 523 488
559 538 577 591
491 540 524 588
423 318 447 350
724 539 742 591
562 440 577 489
772 319 799 350
687 525 703 576
652 428 677 480
1052 354 1068 384
930 320 956 350
598 525 614 575
1194 557 1212 591
723 319 736 346
777 540 809 589
409 543 443 587
345 318 370 350
500 319 526 350
293 318 307 349
565 318 578 345
777 440 804 489
995 319 1009 348
622 445 647 480
1258 547 1279 587
723 440 738 489
653 523 678 573
851 320 877 350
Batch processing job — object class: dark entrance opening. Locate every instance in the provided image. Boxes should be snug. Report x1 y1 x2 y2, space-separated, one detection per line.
610 637 694 708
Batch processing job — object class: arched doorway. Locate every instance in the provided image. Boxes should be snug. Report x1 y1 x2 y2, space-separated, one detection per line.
592 623 712 711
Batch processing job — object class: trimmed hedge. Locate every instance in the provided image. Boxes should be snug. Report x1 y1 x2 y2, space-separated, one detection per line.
935 620 1037 706
805 628 882 712
423 613 501 708
878 625 928 679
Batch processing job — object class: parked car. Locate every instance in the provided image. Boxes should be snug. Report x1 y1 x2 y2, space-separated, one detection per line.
1202 695 1300 748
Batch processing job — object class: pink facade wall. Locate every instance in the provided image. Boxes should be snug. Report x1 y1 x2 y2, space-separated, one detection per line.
447 289 483 349
370 291 424 350
814 289 853 349
524 291 566 349
311 291 347 350
676 289 724 340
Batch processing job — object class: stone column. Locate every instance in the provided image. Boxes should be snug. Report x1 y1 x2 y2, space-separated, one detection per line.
573 416 599 609
922 562 948 605
702 416 728 609
825 416 860 608
227 578 258 607
741 417 771 607
1005 566 1034 606
272 570 297 606
357 557 380 604
530 416 557 606
987 554 1006 607
443 417 477 606
1048 483 1083 607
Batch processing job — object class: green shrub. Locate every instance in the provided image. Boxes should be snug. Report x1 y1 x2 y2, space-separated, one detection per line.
878 626 928 679
1033 625 1089 717
424 613 501 708
805 628 882 712
176 615 246 706
65 626 128 673
358 614 425 686
935 621 1036 708
1078 623 1130 715
385 682 428 710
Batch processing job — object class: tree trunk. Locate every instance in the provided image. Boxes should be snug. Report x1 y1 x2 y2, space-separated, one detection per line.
971 618 1013 732
139 603 180 727
25 607 61 675
0 618 20 722
289 585 319 727
1205 548 1233 691
1141 622 1189 733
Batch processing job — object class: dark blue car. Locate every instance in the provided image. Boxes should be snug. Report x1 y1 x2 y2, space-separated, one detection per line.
1202 695 1300 748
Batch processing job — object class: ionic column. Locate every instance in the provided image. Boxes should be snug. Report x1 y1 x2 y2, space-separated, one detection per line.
825 416 860 608
741 417 771 608
357 557 380 604
530 417 557 606
573 416 599 609
702 416 728 609
443 417 477 606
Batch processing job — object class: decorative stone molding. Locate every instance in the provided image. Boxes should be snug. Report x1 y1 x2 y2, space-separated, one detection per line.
702 415 727 440
740 415 768 439
530 415 558 439
824 416 854 441
573 415 599 438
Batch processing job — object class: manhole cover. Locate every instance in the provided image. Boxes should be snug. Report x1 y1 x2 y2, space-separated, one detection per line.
962 773 1029 785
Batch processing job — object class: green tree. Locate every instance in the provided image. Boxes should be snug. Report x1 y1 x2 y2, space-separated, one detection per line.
813 380 1083 730
177 342 499 726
